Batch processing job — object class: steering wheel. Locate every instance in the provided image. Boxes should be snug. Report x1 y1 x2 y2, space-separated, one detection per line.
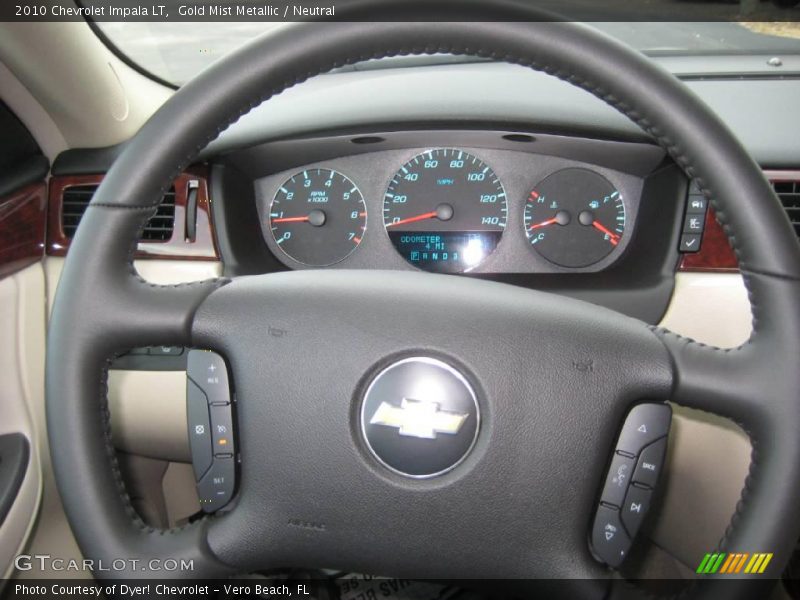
46 8 800 599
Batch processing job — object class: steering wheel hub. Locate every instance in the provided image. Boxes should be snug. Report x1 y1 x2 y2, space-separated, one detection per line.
360 356 480 478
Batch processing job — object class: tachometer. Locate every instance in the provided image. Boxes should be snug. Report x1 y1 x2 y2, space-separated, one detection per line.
524 168 625 268
269 168 367 266
383 149 507 273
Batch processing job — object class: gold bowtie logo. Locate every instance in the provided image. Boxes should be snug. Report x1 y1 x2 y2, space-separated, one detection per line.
369 398 468 439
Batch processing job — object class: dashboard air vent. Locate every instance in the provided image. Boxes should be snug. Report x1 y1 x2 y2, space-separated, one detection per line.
772 179 800 240
61 184 176 241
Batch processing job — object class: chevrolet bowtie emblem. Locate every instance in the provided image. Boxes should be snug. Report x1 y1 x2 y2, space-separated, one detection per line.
369 398 468 439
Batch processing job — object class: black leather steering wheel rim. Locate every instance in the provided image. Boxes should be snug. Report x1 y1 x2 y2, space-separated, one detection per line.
46 8 800 598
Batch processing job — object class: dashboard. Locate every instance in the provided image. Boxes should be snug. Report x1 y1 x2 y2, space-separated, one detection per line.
255 146 645 274
207 128 682 324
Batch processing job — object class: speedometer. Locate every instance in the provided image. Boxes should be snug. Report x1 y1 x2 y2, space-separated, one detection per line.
383 149 506 273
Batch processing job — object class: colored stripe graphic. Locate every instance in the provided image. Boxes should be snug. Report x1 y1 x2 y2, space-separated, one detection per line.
719 553 737 574
697 553 727 574
698 552 773 575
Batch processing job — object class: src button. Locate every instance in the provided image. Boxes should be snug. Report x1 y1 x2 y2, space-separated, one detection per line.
633 437 668 488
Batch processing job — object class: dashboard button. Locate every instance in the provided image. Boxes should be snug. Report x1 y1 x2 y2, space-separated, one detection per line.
616 404 671 457
621 484 653 538
633 437 668 488
591 505 631 568
210 403 235 456
600 452 636 508
188 349 230 405
197 457 235 513
679 234 702 253
686 195 708 214
683 213 705 234
186 379 212 481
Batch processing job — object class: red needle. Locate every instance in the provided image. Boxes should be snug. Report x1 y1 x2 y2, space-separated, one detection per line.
272 215 310 224
529 217 559 230
592 221 620 246
385 211 438 228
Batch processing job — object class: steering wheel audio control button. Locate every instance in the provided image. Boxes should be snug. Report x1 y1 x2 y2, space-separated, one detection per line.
187 379 213 480
592 404 671 568
600 453 636 508
616 403 671 457
621 484 653 538
197 457 235 513
591 505 631 568
633 437 668 488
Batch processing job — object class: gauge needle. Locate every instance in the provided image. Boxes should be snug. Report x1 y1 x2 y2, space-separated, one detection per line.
385 211 438 228
529 217 559 230
272 209 327 227
272 215 310 223
592 221 620 246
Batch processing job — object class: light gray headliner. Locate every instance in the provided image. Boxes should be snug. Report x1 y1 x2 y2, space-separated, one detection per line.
205 59 800 167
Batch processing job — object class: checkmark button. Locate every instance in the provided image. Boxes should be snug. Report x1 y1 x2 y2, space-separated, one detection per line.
680 234 702 253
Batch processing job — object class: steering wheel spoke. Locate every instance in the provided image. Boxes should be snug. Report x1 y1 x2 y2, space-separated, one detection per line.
654 328 760 422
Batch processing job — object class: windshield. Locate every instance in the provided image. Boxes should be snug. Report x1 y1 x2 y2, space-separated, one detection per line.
97 21 800 86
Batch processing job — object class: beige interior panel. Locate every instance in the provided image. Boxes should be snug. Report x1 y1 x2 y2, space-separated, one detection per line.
0 22 171 148
8 261 84 581
0 264 45 579
131 260 222 286
109 371 190 463
163 462 201 526
660 272 752 349
45 257 223 313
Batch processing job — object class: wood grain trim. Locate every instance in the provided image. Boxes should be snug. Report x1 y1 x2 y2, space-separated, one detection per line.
679 171 799 272
678 208 738 272
47 166 218 260
0 182 47 279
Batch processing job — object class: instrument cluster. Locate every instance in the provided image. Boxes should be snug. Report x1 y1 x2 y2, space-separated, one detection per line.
256 146 643 274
